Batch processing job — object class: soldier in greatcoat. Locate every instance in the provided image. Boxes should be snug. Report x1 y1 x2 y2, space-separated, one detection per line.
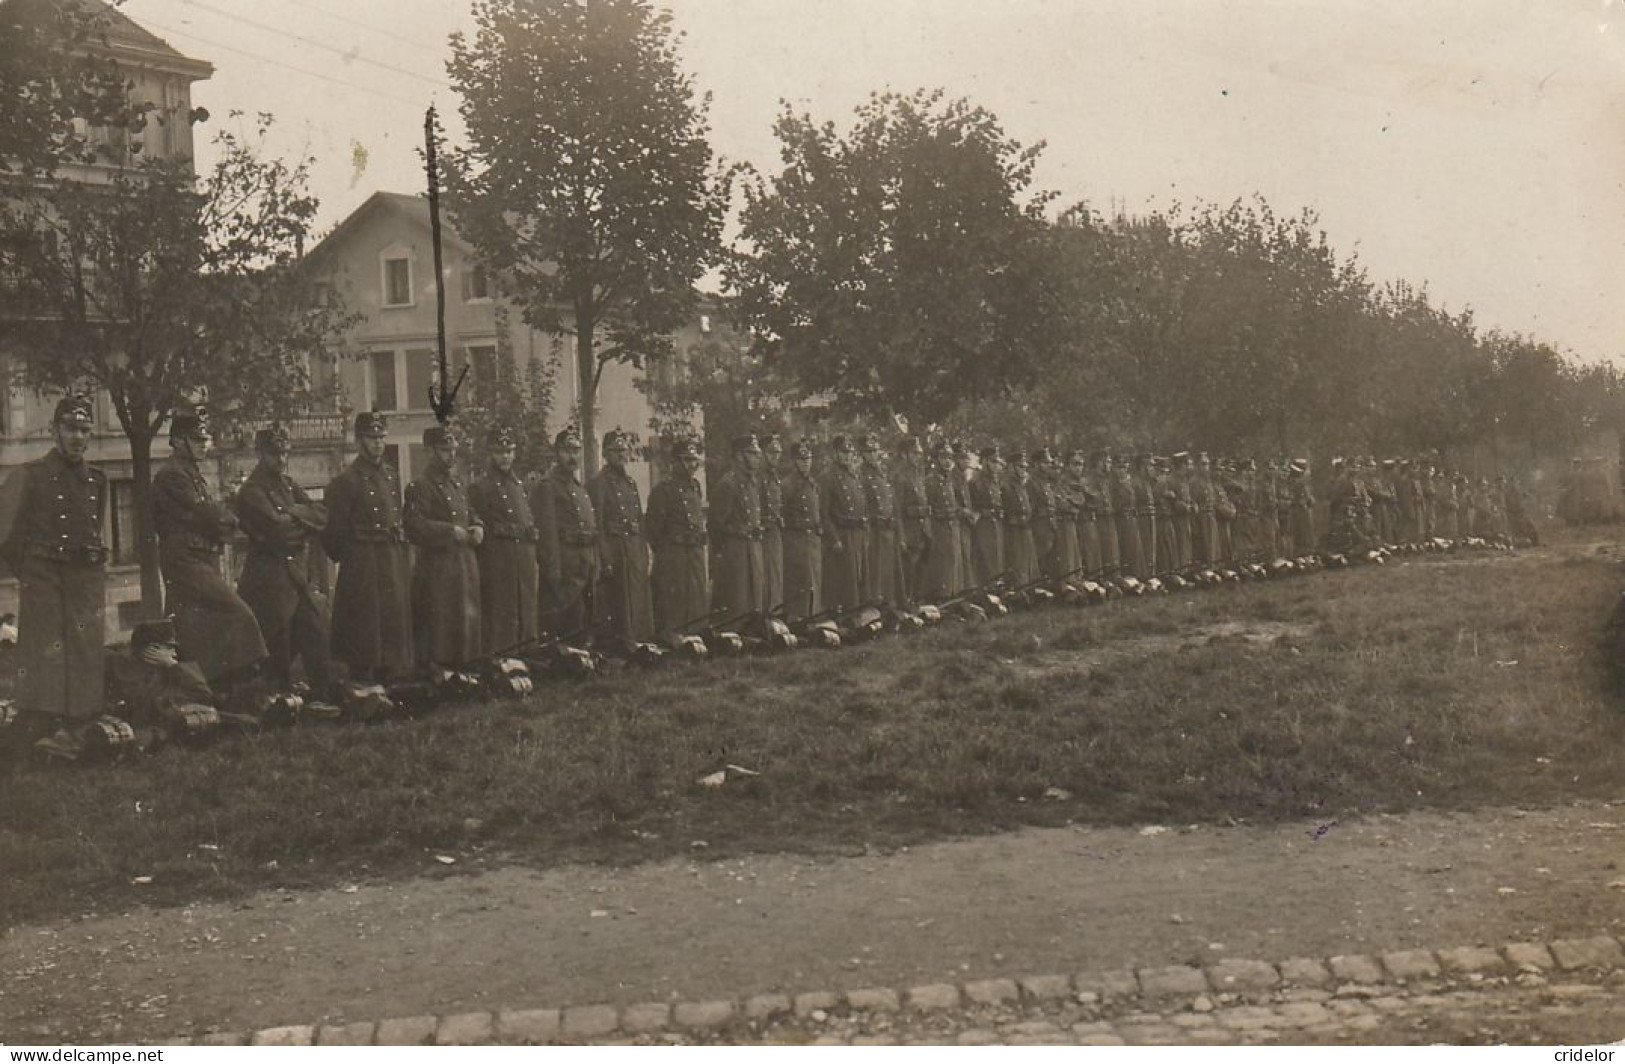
1118 454 1144 578
322 411 413 681
530 427 599 638
404 424 483 666
588 429 654 643
758 433 786 617
952 443 979 589
470 427 539 655
1095 453 1120 577
233 423 331 692
860 436 903 605
0 395 109 759
1001 450 1038 585
1286 460 1316 554
1051 450 1084 579
819 435 869 613
894 437 930 601
969 445 1006 587
646 438 709 632
1074 451 1105 578
321 407 412 682
154 406 267 689
780 439 823 621
1153 457 1182 576
1027 447 1058 578
709 434 765 621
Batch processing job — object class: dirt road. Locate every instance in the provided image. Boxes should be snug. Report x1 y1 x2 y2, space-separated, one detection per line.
5 799 1625 1042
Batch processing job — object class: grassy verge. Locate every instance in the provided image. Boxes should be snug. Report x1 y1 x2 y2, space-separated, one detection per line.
3 536 1623 926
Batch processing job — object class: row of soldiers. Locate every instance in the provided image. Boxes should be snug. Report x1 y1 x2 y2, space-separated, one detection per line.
0 395 1535 759
1324 455 1536 553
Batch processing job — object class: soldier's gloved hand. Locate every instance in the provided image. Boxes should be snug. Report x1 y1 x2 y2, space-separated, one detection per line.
452 526 471 545
468 525 485 546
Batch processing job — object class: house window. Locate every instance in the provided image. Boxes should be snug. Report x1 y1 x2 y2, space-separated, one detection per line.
383 443 401 471
369 351 399 412
110 480 138 566
463 264 490 301
404 349 435 412
382 257 412 306
465 345 498 403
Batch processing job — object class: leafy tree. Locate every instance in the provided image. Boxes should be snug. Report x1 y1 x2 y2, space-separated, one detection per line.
445 0 726 475
728 88 1063 424
0 117 355 610
452 302 558 478
1 0 144 176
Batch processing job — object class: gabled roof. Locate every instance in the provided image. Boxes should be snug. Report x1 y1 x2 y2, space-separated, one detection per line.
1 0 213 78
302 190 477 271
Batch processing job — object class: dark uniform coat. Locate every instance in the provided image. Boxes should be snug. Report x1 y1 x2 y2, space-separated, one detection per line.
780 468 822 621
820 466 868 612
895 464 930 600
470 466 539 655
861 463 903 605
709 468 764 621
1077 474 1105 577
0 450 107 720
758 467 785 616
531 465 599 638
1027 475 1059 578
646 473 708 632
953 472 977 593
322 455 414 675
1051 475 1083 579
588 465 654 642
967 469 1004 588
1154 474 1182 576
921 467 962 599
154 455 267 683
1112 469 1142 579
233 463 331 689
405 458 483 665
1001 474 1037 585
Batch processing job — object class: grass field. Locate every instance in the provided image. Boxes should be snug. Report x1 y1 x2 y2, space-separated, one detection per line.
3 535 1623 927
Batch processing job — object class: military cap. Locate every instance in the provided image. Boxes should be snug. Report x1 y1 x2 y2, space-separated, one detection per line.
1171 451 1189 463
671 437 701 459
603 429 634 451
1067 448 1088 461
1033 446 1055 464
132 617 178 650
169 405 212 441
731 433 762 454
951 441 971 459
355 410 389 438
53 393 94 428
1330 456 1345 468
790 438 814 459
423 424 455 448
762 432 784 450
554 426 582 450
255 423 292 452
858 435 881 452
1381 458 1396 469
929 438 954 457
1010 449 1030 465
829 435 854 453
978 442 1002 460
488 426 517 449
1289 459 1308 472
896 436 922 454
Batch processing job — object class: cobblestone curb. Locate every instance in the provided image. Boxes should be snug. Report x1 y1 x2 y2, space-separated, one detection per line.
162 933 1625 1046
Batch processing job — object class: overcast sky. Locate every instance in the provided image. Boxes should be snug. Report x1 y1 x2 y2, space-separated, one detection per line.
124 0 1625 363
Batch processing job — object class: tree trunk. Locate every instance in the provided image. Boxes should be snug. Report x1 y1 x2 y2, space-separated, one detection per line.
128 430 163 618
575 311 599 477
